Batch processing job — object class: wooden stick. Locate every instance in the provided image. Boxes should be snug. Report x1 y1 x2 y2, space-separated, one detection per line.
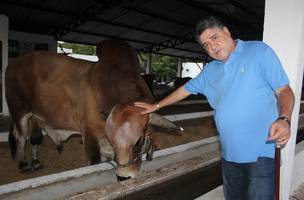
275 146 281 200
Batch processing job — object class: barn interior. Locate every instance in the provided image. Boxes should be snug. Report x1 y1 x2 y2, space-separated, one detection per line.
1 0 304 200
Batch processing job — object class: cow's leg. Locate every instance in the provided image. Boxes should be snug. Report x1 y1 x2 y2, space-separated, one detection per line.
83 132 101 165
8 126 17 160
13 115 32 172
6 85 34 172
98 137 114 162
13 130 30 171
29 119 44 170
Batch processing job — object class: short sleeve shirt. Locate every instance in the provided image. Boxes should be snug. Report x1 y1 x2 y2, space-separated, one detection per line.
185 40 289 163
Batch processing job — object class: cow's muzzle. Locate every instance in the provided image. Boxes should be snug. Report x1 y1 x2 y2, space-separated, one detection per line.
116 175 131 181
114 136 154 169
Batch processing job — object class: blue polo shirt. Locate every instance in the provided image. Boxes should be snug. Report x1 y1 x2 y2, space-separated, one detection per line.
185 40 289 163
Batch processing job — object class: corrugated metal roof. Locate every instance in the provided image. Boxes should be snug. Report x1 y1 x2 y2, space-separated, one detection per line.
0 0 265 61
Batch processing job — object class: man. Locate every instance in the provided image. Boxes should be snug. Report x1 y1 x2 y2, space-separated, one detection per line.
135 16 294 200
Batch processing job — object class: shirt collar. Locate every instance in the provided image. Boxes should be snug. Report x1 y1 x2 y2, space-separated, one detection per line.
234 39 244 53
214 39 244 65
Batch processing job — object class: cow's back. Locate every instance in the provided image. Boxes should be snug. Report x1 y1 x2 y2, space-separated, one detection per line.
5 52 96 130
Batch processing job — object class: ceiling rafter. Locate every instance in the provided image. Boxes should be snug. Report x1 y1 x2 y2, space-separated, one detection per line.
93 18 192 40
0 1 73 16
138 33 194 53
137 33 209 59
3 0 190 41
138 0 262 56
136 50 205 61
0 0 265 61
122 5 193 28
62 37 203 60
3 1 187 40
10 19 202 56
72 29 201 54
55 0 136 39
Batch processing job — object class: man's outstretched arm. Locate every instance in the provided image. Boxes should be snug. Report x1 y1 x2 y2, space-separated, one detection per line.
134 85 191 114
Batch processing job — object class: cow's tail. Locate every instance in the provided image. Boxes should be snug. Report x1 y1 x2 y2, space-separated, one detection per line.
8 125 17 160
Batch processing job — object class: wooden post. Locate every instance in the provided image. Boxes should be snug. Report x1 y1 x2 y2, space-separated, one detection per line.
275 147 280 200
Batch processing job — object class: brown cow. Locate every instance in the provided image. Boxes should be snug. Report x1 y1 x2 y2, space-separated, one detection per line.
5 39 181 180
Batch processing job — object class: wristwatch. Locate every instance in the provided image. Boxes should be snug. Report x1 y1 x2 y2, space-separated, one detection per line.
277 116 291 127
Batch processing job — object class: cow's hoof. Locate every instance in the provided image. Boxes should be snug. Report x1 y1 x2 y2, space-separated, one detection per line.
57 144 63 153
19 161 32 173
146 153 153 161
31 159 43 170
116 175 131 182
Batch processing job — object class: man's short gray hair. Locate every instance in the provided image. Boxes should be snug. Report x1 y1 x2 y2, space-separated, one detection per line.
195 16 225 42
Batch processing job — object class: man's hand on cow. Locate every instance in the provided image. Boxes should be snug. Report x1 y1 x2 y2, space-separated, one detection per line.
267 119 291 148
134 102 159 114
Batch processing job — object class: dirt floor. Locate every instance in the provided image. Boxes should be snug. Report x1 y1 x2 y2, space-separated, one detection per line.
0 117 218 185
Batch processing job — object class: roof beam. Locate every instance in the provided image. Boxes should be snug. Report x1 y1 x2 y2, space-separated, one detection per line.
10 19 202 56
92 19 191 40
71 30 201 54
139 0 262 56
136 50 206 61
55 0 135 39
59 38 204 61
122 5 193 28
137 33 209 59
2 1 194 41
73 30 153 45
139 27 259 57
0 1 74 16
138 33 194 53
60 38 204 60
2 1 186 40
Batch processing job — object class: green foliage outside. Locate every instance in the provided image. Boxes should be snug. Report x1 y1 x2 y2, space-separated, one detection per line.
58 42 96 55
139 53 178 83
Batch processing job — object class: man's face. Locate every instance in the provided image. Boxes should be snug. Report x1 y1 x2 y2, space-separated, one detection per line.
199 27 235 62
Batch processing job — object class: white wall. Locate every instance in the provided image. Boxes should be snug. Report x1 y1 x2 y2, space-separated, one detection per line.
57 47 98 62
263 0 304 199
292 141 304 192
182 62 203 78
2 30 57 115
9 31 57 53
68 54 98 62
0 15 9 115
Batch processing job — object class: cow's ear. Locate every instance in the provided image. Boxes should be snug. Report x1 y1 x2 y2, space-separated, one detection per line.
148 131 160 150
148 113 183 136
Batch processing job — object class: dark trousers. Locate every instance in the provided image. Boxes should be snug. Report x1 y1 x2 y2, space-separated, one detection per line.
222 157 275 200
